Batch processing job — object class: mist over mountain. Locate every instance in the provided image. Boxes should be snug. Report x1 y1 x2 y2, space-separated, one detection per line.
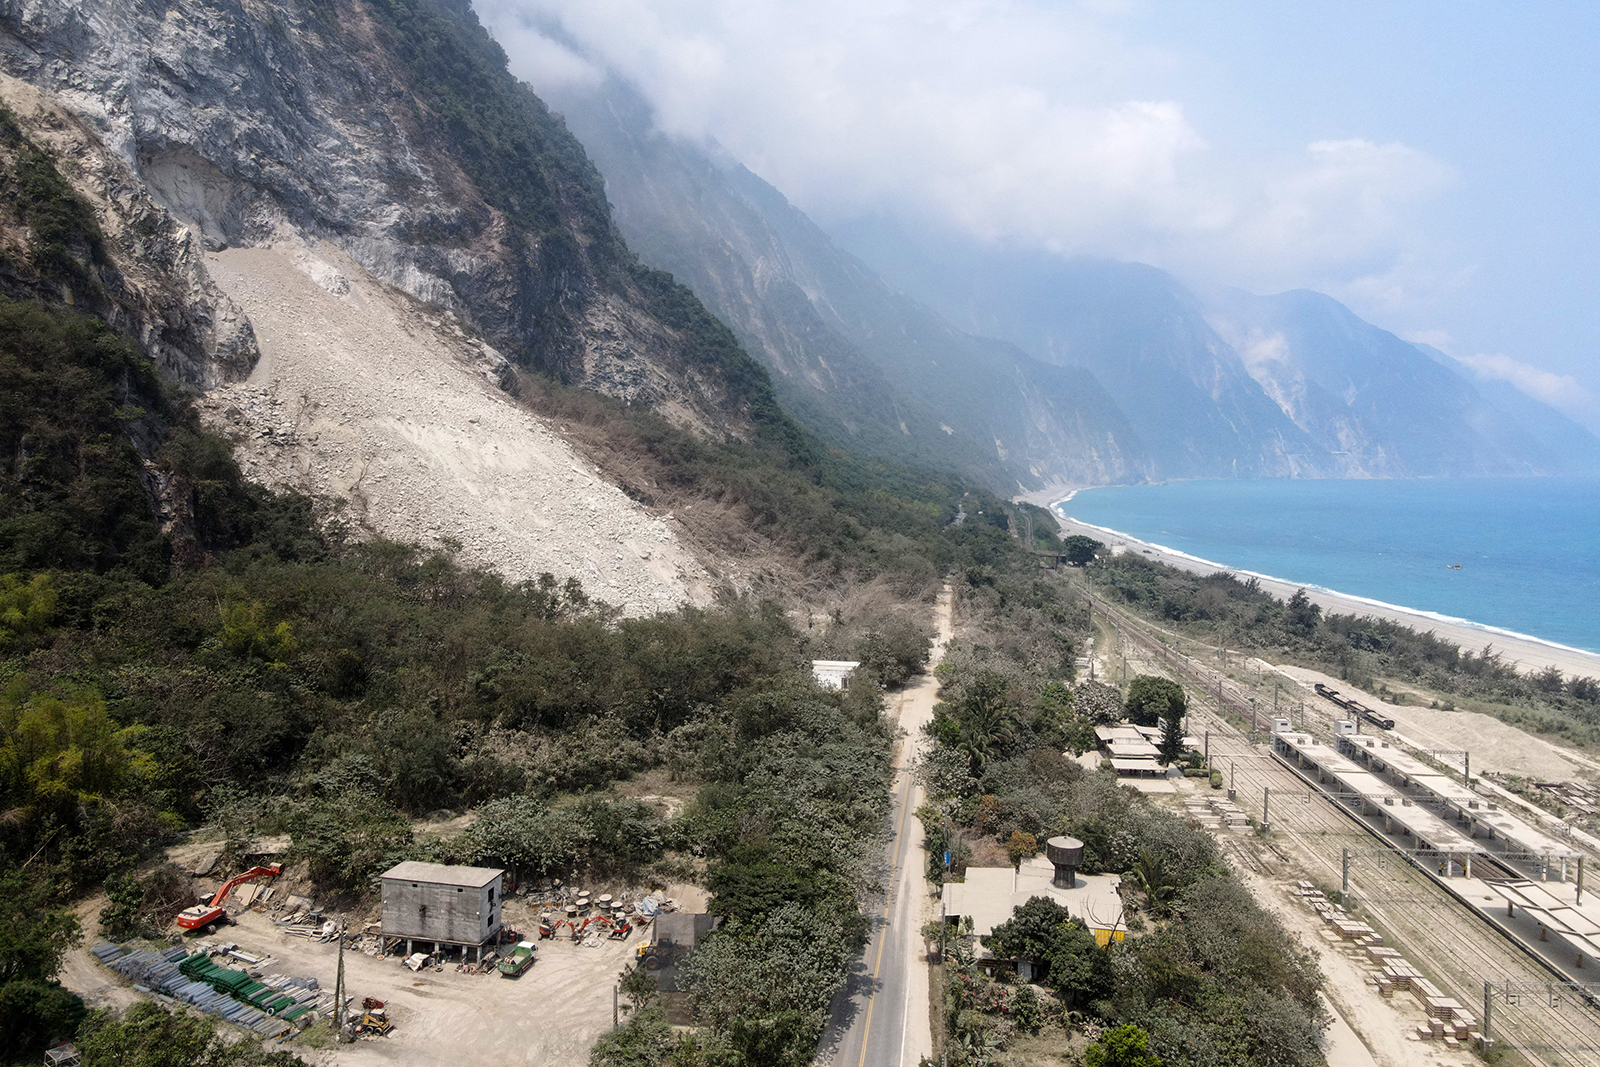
834 216 1600 481
1208 288 1600 477
544 75 1150 491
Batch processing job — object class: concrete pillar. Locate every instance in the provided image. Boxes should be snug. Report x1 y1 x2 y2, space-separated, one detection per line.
406 939 413 956
1563 857 1569 882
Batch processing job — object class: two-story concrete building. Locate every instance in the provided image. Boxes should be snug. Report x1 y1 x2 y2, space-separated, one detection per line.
379 861 505 960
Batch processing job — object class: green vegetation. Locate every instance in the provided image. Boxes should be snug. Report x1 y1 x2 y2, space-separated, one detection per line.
1095 553 1600 743
0 104 106 290
0 73 1325 1067
75 1001 303 1067
919 573 1325 1067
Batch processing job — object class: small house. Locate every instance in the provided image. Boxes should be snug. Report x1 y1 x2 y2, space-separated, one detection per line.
380 861 504 955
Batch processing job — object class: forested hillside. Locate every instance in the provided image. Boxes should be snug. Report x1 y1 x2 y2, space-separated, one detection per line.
0 106 1040 1064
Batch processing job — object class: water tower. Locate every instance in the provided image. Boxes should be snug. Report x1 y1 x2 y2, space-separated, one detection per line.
1045 836 1085 889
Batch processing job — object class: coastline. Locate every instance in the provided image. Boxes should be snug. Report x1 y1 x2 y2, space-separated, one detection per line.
1023 487 1600 682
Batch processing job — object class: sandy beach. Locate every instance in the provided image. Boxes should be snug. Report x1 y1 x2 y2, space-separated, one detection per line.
1020 486 1600 683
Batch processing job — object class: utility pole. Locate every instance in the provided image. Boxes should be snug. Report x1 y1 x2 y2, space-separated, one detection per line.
1204 730 1210 769
1261 787 1270 831
1342 848 1351 897
1464 752 1471 790
1274 681 1280 715
1229 760 1236 801
335 919 347 1035
1483 981 1493 1046
613 982 620 1028
1580 857 1586 905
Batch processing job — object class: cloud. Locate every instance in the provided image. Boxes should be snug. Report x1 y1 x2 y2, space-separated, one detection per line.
474 0 1450 303
1455 352 1593 412
1402 329 1453 349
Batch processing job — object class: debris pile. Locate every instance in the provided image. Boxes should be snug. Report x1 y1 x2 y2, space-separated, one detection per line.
1291 882 1483 1049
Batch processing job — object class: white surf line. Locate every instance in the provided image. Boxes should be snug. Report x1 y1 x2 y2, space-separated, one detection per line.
1050 498 1599 662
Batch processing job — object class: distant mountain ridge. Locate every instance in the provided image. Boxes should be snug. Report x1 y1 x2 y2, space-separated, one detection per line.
546 76 1152 492
542 67 1598 487
834 217 1600 482
1208 289 1600 477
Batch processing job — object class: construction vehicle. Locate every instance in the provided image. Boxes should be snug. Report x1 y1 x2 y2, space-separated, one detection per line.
177 864 282 931
356 1007 393 1036
497 940 536 977
636 939 676 971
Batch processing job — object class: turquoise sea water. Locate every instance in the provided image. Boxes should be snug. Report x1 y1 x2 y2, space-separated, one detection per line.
1061 477 1600 654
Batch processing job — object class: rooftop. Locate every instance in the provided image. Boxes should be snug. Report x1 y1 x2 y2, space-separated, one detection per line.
942 855 1124 943
380 861 504 888
1274 732 1478 854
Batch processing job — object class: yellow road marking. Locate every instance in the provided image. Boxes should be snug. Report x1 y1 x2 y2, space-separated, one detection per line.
857 709 919 1067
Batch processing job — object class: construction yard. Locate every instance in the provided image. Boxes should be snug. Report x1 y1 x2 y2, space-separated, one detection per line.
66 869 707 1067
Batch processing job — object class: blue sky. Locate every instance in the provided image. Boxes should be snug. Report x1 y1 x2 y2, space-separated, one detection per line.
478 0 1600 427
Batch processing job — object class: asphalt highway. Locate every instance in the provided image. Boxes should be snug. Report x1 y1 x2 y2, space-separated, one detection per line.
817 587 950 1067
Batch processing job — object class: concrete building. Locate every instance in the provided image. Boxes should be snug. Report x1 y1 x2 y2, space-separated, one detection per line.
811 660 861 690
380 861 505 955
941 851 1124 976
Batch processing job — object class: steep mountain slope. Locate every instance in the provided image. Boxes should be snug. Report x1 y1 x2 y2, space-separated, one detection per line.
831 225 1328 479
0 0 787 444
1208 288 1598 477
0 0 836 606
545 77 1149 490
1414 343 1600 474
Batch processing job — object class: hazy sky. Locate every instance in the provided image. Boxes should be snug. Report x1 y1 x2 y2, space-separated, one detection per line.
476 0 1600 428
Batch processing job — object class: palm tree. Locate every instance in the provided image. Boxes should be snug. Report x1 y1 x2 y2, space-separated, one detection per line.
955 671 1015 771
1125 851 1177 916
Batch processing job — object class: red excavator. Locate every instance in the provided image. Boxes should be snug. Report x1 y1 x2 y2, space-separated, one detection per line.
177 864 281 931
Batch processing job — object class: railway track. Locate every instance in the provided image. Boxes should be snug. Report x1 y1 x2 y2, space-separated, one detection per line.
1089 592 1600 1066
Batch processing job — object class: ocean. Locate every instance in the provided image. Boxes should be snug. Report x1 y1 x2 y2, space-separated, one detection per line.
1060 477 1600 654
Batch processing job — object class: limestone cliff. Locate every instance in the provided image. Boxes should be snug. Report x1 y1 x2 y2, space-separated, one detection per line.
0 0 786 442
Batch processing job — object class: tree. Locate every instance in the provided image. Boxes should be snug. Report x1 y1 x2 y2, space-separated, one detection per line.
0 871 80 985
589 1006 672 1067
1286 589 1321 636
619 964 659 1013
0 572 56 647
1043 919 1113 1008
77 1001 305 1066
0 980 85 1062
1156 701 1185 767
1126 851 1178 916
1124 676 1185 729
1032 682 1095 754
685 904 853 1067
1084 1024 1161 1067
938 669 1018 772
1062 535 1103 566
1006 831 1039 867
1073 681 1124 727
460 794 594 877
